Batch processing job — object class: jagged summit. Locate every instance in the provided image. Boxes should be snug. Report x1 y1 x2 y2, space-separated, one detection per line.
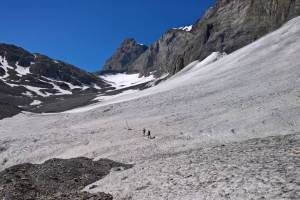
101 38 148 74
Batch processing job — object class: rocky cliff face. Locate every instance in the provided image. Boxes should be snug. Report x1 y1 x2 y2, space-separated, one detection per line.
183 0 300 67
102 38 148 73
131 29 194 76
110 0 300 76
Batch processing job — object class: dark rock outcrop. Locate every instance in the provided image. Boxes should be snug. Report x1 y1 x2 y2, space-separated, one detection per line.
0 157 133 200
127 0 300 76
102 38 148 73
0 102 22 120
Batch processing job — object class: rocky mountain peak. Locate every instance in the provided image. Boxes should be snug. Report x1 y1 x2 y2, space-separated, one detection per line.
102 38 148 73
121 38 142 47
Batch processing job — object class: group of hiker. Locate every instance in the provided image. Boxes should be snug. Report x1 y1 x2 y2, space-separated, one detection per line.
142 128 154 139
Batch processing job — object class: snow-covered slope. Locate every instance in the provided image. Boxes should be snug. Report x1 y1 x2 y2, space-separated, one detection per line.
100 73 155 90
0 17 300 199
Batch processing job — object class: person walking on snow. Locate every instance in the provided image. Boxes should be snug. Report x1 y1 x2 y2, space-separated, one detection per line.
147 130 151 139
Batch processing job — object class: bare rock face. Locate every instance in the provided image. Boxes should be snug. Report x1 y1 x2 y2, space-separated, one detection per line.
131 30 194 76
129 0 300 76
184 0 300 64
102 38 148 73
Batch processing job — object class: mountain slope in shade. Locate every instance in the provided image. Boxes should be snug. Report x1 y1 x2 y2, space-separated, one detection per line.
0 16 299 199
0 44 112 119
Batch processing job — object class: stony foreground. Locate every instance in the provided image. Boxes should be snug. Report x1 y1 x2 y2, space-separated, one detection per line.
0 135 299 200
87 133 300 200
0 157 132 200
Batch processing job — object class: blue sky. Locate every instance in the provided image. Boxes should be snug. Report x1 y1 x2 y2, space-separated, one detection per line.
0 0 215 72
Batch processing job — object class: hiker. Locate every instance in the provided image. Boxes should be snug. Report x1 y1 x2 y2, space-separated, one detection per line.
147 130 151 139
142 128 146 136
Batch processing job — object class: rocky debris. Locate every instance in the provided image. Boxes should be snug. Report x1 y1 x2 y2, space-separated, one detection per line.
95 134 300 199
102 38 148 73
39 191 113 200
0 102 22 120
112 0 300 76
0 157 133 200
183 133 300 199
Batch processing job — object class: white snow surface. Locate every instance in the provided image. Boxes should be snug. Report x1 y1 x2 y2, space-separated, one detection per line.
65 53 225 114
100 73 155 89
41 76 92 91
15 63 31 76
65 90 139 114
173 25 193 32
30 100 42 106
22 85 52 97
0 56 13 78
22 91 34 97
0 17 300 200
94 89 138 102
49 82 72 95
0 58 31 78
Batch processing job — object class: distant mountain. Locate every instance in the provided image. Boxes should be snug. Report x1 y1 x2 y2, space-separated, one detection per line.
101 38 148 74
0 44 112 119
101 0 300 76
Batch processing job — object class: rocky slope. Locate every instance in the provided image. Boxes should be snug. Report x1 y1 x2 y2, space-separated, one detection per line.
0 44 112 119
101 39 148 74
103 0 300 76
0 157 132 200
87 133 300 200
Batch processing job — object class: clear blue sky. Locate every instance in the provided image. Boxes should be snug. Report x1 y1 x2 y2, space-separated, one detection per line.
0 0 215 72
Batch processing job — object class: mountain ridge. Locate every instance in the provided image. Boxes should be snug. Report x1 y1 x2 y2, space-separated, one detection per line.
0 43 113 119
101 0 300 76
